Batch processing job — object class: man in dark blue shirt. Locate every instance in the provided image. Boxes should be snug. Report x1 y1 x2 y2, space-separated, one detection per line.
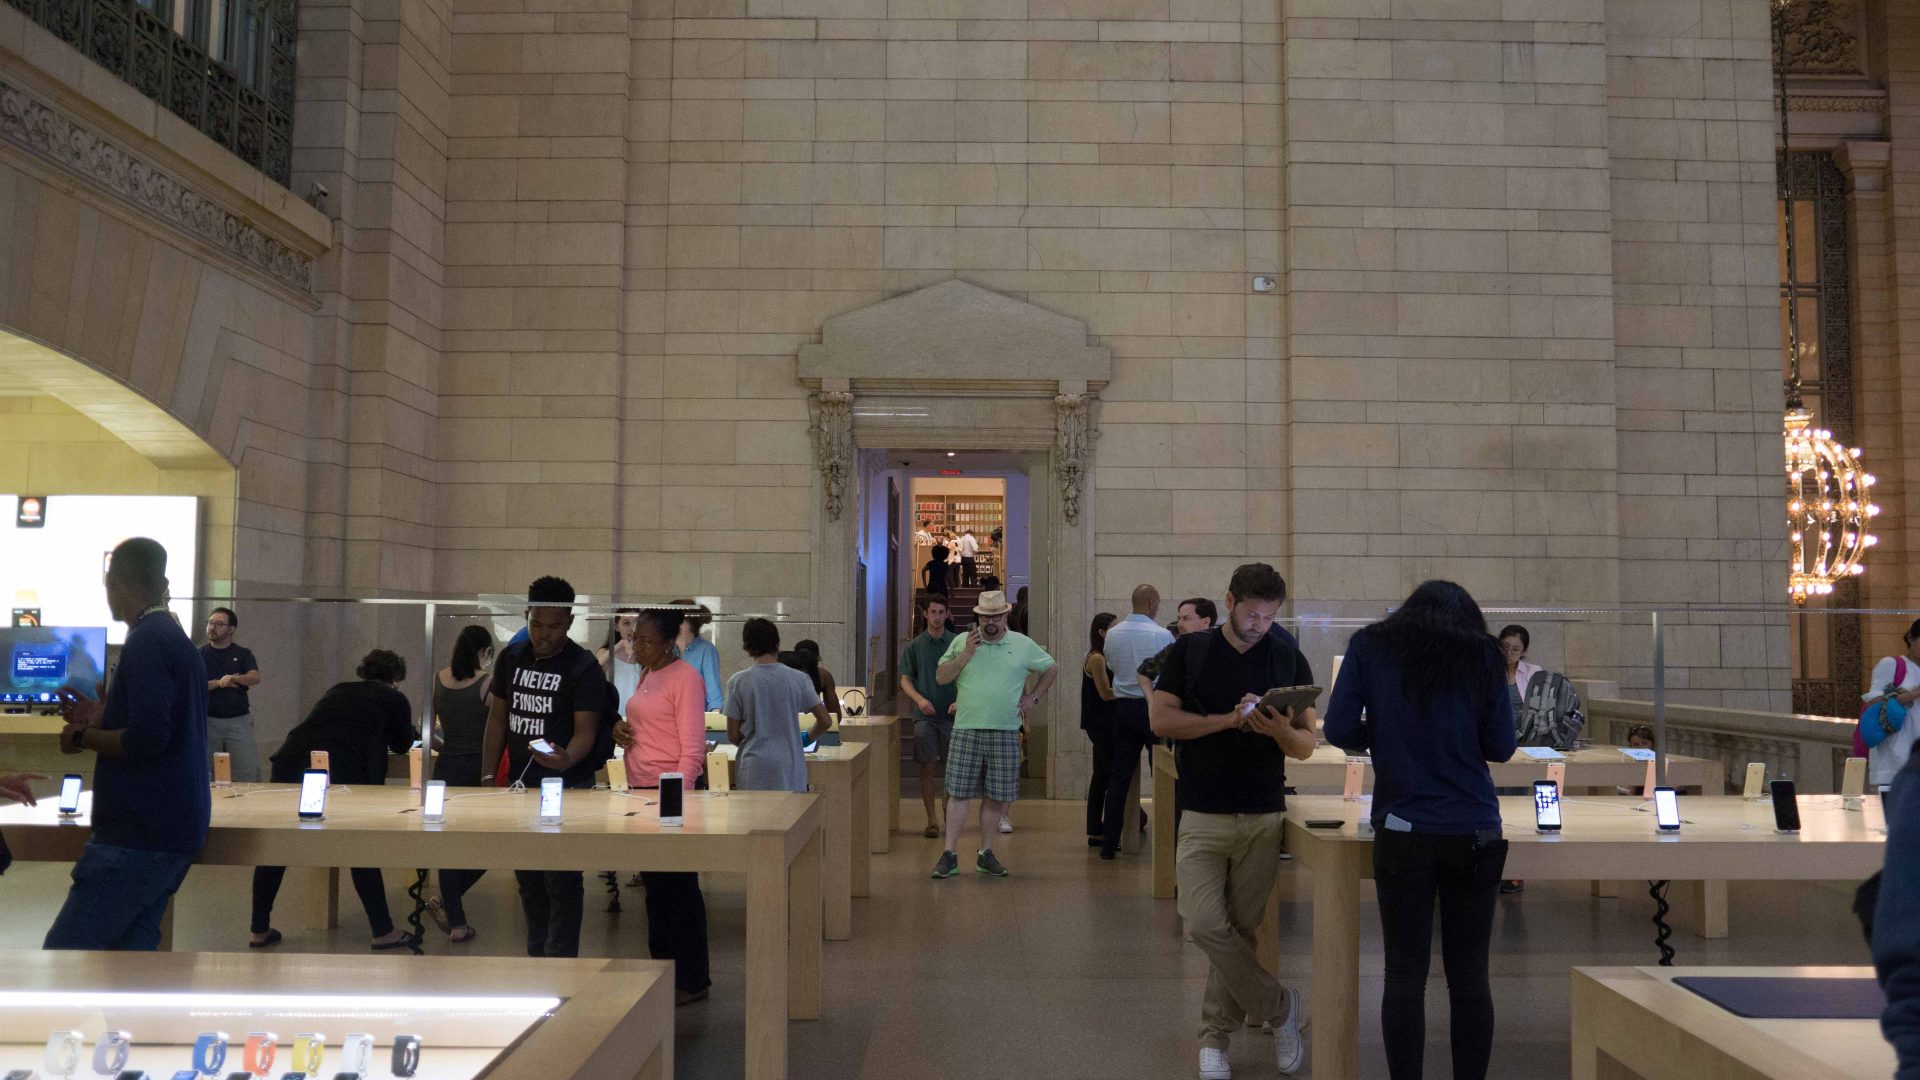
1875 750 1920 1075
47 537 210 950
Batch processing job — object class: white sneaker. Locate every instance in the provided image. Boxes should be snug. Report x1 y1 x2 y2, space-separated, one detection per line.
1271 985 1305 1075
999 815 1013 833
1197 1046 1231 1080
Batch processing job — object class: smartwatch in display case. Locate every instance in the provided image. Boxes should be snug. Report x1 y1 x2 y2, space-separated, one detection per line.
192 1033 229 1077
93 1033 132 1077
337 1035 372 1079
390 1036 420 1078
289 1035 324 1077
242 1034 277 1077
45 1030 83 1077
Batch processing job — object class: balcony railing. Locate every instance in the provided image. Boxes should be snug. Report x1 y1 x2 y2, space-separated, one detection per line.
5 0 295 185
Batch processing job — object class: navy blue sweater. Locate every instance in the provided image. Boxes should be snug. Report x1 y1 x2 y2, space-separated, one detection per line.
92 611 211 855
1322 627 1516 834
1876 752 1920 1077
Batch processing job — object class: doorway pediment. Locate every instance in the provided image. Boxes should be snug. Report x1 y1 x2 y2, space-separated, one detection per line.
798 280 1110 394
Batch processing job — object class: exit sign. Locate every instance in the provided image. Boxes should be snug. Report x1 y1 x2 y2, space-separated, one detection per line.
938 469 962 476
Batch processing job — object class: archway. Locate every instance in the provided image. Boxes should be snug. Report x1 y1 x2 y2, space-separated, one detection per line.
798 280 1110 797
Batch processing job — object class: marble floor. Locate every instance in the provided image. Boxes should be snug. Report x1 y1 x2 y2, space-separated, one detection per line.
0 798 1874 1079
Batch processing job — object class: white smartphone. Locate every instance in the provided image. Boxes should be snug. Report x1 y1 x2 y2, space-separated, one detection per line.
528 738 557 756
660 771 684 827
1653 786 1681 832
57 773 83 817
1532 779 1561 833
538 776 563 824
298 770 328 821
422 780 447 824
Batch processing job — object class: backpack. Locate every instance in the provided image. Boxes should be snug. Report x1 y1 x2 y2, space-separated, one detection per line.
1516 669 1584 750
1174 625 1303 716
1860 656 1910 753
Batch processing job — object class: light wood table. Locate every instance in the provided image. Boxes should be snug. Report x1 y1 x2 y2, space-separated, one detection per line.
838 714 901 851
1286 794 1888 1080
0 785 823 1080
1571 965 1893 1080
712 742 872 940
0 949 673 1080
1149 743 1725 900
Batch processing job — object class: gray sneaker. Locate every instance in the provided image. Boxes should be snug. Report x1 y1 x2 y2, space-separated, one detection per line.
976 849 1009 877
932 850 959 878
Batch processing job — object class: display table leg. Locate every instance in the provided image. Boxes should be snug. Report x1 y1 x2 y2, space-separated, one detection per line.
1669 879 1729 939
851 760 872 898
1308 850 1365 1080
1152 753 1176 899
818 770 852 941
746 835 792 1080
789 828 823 1020
305 867 339 930
1590 880 1619 898
1120 762 1143 854
887 723 902 837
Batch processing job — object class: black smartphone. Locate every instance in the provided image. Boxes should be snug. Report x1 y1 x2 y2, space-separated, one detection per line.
1304 819 1344 829
1533 779 1562 833
1771 779 1801 833
660 772 685 825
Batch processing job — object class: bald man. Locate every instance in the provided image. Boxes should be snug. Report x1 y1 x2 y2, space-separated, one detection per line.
1095 584 1175 858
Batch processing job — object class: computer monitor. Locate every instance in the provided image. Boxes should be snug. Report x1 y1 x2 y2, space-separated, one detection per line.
1 626 107 704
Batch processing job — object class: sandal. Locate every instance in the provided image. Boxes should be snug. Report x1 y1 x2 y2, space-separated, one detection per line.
247 928 282 949
923 824 939 838
371 933 416 951
449 926 477 945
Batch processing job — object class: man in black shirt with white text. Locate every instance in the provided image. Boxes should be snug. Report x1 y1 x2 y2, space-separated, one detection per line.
480 575 608 958
1150 563 1316 1078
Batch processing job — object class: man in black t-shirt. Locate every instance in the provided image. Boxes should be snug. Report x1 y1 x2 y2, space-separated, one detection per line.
480 575 607 958
1149 563 1315 1078
200 606 262 782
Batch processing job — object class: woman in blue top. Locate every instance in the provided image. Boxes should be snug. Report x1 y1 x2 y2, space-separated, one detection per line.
1322 580 1517 1080
671 600 724 712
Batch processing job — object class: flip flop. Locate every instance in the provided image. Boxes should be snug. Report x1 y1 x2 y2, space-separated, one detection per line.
247 929 282 949
371 934 416 951
449 926 477 945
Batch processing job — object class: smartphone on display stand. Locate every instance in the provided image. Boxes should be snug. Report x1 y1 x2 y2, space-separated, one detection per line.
1653 786 1681 832
298 769 328 821
538 776 563 824
422 780 447 824
1532 779 1562 834
309 750 329 780
1771 779 1801 834
660 772 684 827
57 773 83 817
213 751 233 787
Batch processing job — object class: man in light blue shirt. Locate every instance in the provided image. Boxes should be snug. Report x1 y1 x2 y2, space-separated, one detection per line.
1096 585 1174 858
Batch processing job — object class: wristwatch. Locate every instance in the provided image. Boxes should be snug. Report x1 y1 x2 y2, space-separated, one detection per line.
92 1032 131 1076
390 1036 420 1079
44 1031 82 1078
192 1033 229 1076
242 1033 276 1077
289 1035 323 1076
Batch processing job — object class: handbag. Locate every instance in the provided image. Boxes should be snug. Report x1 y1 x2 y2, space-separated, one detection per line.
1858 655 1910 752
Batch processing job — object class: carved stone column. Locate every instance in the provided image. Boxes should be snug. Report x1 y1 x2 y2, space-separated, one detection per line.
1047 388 1098 797
1053 392 1096 526
810 389 855 522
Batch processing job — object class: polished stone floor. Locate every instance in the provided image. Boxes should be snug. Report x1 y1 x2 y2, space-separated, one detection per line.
0 798 1873 1078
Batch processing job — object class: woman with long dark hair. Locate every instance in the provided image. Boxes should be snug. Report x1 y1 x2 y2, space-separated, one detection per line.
1081 612 1118 846
1323 580 1517 1080
427 625 493 943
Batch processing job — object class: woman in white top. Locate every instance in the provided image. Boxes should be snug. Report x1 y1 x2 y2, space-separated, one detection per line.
597 608 642 715
1863 619 1920 786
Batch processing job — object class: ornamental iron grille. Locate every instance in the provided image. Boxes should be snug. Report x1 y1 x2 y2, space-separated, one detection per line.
4 0 295 185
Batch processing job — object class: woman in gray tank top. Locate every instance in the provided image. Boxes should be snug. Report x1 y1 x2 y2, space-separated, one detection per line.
427 625 493 943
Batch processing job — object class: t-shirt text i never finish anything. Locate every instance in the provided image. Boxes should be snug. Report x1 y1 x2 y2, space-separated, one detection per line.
489 637 608 788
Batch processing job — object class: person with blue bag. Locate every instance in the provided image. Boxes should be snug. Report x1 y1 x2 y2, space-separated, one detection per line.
1861 618 1920 788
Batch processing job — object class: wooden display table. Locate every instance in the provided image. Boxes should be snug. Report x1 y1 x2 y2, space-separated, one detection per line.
711 742 871 940
0 949 673 1080
1571 966 1893 1080
0 785 822 1080
1286 795 1887 1080
0 714 85 783
837 714 901 850
1149 744 1725 899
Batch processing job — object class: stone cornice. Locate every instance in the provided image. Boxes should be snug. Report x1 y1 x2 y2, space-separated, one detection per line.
0 75 313 294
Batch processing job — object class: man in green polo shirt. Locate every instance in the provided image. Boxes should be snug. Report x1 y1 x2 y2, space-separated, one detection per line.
898 594 960 839
931 590 1058 879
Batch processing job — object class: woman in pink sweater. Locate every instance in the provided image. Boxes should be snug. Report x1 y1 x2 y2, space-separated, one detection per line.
613 608 711 1005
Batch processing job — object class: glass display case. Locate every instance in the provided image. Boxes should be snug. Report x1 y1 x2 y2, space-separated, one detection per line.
0 951 671 1080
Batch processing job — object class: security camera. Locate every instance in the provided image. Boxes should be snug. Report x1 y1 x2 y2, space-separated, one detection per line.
307 181 330 212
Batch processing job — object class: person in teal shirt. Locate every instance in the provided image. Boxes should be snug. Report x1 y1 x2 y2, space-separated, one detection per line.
930 591 1057 880
672 600 724 712
899 594 960 838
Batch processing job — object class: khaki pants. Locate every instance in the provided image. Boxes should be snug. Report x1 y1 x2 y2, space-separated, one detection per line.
1176 809 1286 1049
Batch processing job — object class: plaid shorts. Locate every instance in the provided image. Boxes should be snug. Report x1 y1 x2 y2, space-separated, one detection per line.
944 728 1022 802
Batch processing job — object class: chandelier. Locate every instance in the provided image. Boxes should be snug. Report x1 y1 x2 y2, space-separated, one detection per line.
1775 0 1877 605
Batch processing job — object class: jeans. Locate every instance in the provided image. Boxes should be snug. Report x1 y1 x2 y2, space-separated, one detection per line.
1084 719 1114 838
208 713 262 783
432 752 486 928
516 870 585 957
1372 828 1509 1080
251 865 395 937
642 871 711 992
1100 698 1153 855
44 842 195 951
1176 811 1287 1048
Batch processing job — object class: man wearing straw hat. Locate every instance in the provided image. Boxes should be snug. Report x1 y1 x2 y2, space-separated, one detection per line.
931 589 1056 879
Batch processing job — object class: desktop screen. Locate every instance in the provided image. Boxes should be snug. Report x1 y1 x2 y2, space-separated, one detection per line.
1 626 107 703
